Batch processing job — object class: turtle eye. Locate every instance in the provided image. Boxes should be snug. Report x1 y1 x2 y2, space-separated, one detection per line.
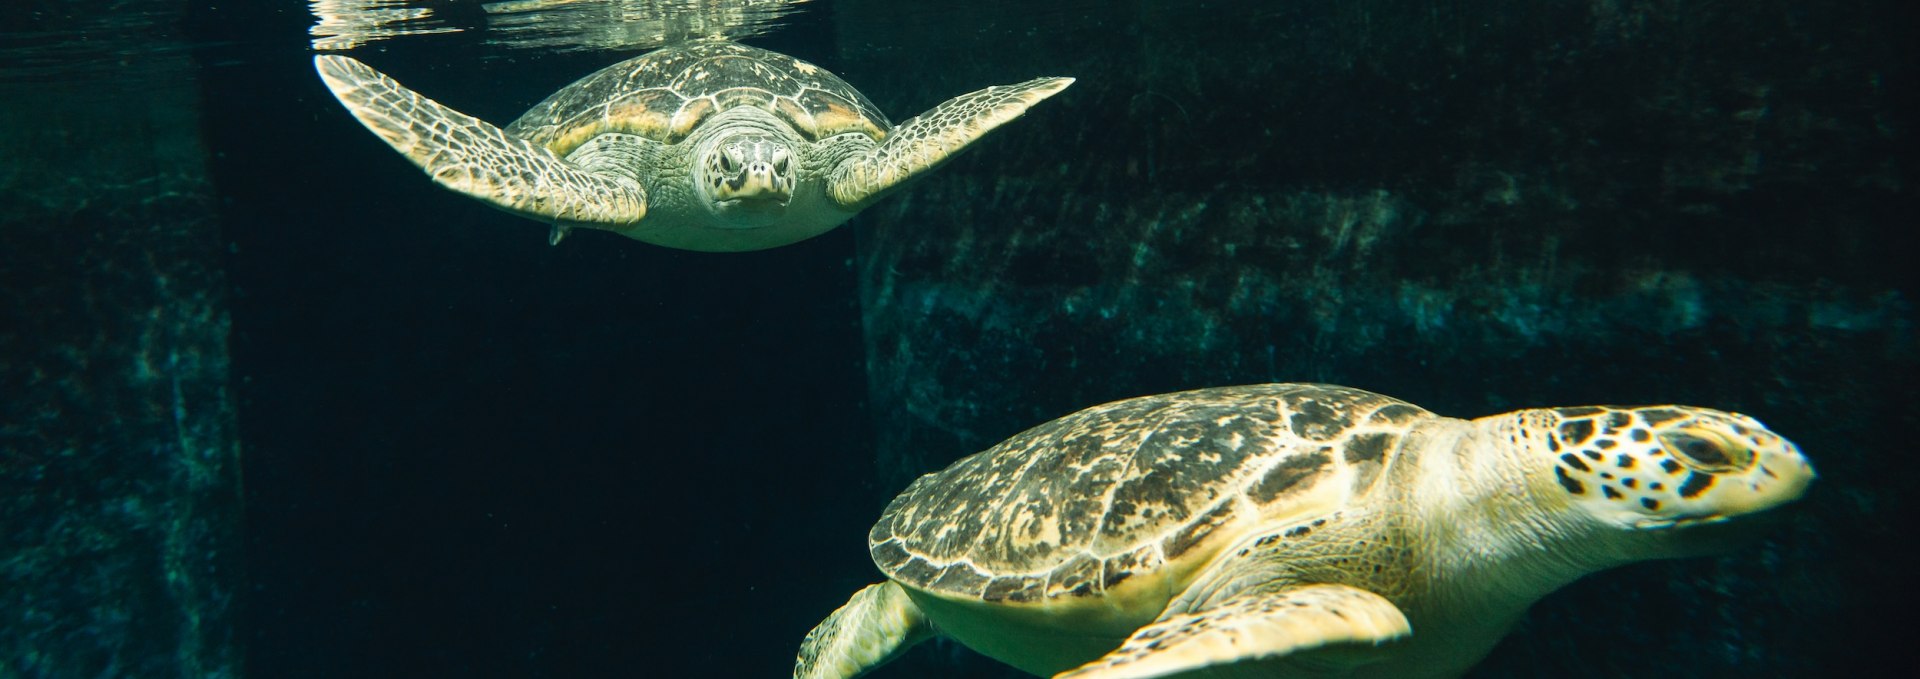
718 153 736 173
774 156 789 174
1660 431 1741 471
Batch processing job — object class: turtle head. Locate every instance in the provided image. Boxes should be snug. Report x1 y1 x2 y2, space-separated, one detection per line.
695 133 795 226
1523 405 1814 556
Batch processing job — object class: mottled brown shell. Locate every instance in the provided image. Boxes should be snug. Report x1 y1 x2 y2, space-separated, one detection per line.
868 384 1435 604
504 40 890 157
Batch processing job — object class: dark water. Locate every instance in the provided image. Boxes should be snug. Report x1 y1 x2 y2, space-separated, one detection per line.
2 0 1914 677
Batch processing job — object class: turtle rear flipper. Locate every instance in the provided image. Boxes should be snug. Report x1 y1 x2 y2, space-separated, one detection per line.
314 55 648 226
828 76 1073 209
794 581 932 679
1054 582 1411 679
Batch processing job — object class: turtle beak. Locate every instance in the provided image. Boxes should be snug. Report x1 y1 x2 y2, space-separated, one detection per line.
720 161 790 204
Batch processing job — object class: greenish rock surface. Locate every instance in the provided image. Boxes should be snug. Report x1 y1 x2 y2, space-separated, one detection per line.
0 39 241 679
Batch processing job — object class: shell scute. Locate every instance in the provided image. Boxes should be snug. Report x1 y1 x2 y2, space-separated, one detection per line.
982 574 1044 603
791 88 890 140
598 89 683 135
710 87 778 113
1247 446 1334 505
662 97 717 142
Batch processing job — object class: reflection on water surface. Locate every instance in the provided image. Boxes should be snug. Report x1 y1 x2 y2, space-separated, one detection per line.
308 0 813 53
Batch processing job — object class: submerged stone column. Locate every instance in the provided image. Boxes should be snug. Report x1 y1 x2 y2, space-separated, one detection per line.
0 44 241 678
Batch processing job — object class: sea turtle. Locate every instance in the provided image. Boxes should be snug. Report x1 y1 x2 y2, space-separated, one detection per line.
794 383 1814 679
314 39 1072 251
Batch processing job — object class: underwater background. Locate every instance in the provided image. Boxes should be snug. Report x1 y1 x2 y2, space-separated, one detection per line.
1 0 1913 677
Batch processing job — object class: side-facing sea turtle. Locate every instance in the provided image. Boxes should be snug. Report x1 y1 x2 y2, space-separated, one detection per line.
795 383 1814 678
314 39 1071 251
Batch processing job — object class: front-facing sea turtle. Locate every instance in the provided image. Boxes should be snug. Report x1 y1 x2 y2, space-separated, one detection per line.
795 383 1814 679
314 39 1071 251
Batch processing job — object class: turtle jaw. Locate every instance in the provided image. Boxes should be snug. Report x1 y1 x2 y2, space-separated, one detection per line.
697 133 795 228
1636 498 1806 559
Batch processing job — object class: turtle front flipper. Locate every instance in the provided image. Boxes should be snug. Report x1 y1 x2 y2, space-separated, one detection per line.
794 581 933 679
827 76 1074 209
1054 582 1411 679
314 55 647 226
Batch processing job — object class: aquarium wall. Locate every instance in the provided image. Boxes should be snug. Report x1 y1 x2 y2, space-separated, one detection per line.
0 8 240 677
842 0 1912 676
